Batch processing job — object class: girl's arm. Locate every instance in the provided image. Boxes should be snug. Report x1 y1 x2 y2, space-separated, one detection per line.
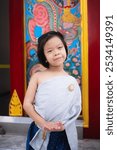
23 73 45 128
23 73 64 131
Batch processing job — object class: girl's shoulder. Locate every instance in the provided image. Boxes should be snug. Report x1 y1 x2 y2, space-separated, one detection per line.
67 74 77 82
67 75 80 87
31 70 50 83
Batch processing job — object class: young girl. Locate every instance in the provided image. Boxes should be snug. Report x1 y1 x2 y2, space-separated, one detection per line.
23 31 81 150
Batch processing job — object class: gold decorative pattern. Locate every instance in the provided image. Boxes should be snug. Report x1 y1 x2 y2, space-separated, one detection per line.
9 89 23 116
81 0 89 128
62 8 81 25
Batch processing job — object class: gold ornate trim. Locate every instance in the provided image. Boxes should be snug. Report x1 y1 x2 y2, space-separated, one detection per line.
81 0 89 128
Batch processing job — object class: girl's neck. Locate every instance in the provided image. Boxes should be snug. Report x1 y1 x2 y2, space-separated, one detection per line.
48 66 65 74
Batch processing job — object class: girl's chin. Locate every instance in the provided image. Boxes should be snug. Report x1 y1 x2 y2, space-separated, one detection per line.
50 63 64 68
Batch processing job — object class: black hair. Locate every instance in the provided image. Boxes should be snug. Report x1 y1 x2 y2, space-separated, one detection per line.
37 31 68 68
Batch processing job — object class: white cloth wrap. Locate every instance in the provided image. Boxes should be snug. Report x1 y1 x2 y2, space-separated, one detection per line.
30 76 81 150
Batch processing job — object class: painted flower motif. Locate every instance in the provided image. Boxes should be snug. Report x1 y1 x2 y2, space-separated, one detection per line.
33 4 49 27
72 57 78 63
65 62 70 67
72 48 77 54
26 41 37 60
75 62 80 66
72 69 78 75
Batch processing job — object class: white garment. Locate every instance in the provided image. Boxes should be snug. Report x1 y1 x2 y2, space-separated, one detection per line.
30 75 81 150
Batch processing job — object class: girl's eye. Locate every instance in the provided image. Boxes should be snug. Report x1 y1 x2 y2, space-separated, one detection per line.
58 46 63 49
47 50 52 53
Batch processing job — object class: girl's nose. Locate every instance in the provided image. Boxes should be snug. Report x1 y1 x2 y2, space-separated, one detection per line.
54 51 60 56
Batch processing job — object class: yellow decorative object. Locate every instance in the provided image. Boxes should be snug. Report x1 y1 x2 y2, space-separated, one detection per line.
81 0 89 128
67 0 70 6
9 89 23 116
62 8 81 25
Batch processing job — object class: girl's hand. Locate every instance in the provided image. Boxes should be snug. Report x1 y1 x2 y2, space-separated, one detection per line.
42 121 64 132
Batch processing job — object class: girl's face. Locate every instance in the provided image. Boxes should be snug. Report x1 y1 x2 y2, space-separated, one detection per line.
44 36 67 68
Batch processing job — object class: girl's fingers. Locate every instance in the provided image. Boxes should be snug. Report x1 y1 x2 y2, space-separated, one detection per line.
44 121 64 131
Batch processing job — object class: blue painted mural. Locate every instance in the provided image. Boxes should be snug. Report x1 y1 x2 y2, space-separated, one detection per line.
24 0 81 85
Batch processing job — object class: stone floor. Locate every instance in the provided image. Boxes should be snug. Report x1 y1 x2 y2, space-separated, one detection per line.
0 134 100 150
